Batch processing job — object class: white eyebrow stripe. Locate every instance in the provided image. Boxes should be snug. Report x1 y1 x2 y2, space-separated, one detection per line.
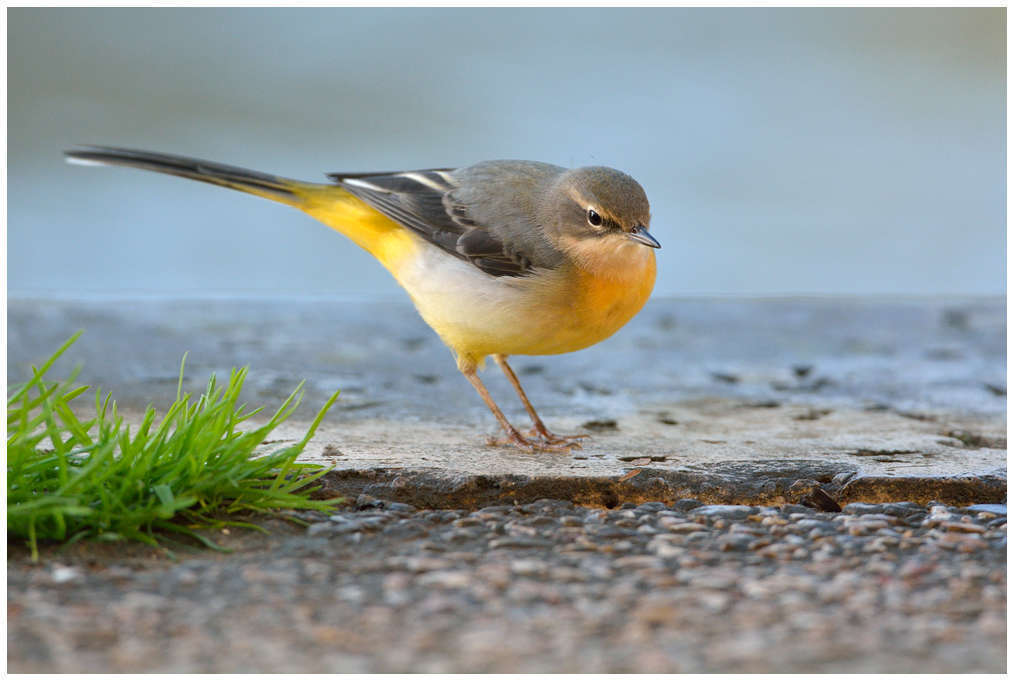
341 177 389 192
433 170 457 185
66 157 111 167
398 172 448 192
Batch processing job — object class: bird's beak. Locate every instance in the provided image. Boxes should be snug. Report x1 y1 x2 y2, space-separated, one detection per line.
628 225 661 249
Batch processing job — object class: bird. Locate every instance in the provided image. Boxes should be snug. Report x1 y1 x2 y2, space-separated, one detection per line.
64 146 661 452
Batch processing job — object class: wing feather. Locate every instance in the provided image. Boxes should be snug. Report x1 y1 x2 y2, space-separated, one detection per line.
328 168 538 277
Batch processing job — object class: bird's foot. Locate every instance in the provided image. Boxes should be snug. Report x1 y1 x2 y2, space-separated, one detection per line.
525 427 589 449
486 430 577 453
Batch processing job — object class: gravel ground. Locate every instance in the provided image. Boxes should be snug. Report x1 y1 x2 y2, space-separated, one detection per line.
8 498 1006 673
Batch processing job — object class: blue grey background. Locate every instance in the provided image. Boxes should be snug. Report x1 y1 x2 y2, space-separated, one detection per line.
8 8 1006 299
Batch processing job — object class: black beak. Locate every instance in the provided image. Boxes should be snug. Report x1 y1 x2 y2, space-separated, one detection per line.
628 224 661 249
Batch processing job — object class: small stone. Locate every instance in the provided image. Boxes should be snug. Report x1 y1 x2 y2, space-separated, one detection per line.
672 499 703 511
929 504 956 518
504 521 539 537
847 513 897 525
593 525 639 539
383 519 430 538
717 533 754 551
844 518 889 535
50 565 82 584
940 521 986 534
355 494 384 510
417 570 472 589
307 521 338 537
658 519 708 533
478 505 516 514
452 517 483 527
402 556 452 572
965 503 1006 515
649 541 685 558
357 517 388 531
561 539 600 553
843 502 887 515
727 523 766 536
880 502 925 516
488 537 553 550
613 555 663 569
937 533 989 552
789 480 841 512
863 537 896 552
691 505 755 520
442 529 479 544
509 559 548 576
521 499 574 514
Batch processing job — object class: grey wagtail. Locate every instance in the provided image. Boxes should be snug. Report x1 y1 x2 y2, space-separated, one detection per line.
64 147 661 452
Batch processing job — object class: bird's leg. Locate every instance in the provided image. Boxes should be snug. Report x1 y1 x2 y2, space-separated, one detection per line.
493 354 589 447
459 359 572 453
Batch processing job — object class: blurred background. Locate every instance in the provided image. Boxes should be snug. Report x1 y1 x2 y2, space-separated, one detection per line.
8 8 1006 299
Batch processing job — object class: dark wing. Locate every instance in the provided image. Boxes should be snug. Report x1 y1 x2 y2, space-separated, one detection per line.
327 168 537 277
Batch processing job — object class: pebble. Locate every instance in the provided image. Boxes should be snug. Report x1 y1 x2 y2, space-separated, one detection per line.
658 518 707 532
18 496 998 673
671 498 704 511
488 537 554 550
941 521 987 534
965 504 1006 515
795 519 836 531
691 505 757 520
718 534 755 551
845 520 889 535
50 565 82 584
842 502 887 515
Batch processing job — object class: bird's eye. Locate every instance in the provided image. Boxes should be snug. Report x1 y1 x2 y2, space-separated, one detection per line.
587 209 603 227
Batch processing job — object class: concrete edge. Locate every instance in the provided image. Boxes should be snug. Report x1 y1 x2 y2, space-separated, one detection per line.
315 464 1007 510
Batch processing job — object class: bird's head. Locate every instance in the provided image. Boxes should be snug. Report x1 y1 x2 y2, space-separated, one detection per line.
539 166 659 278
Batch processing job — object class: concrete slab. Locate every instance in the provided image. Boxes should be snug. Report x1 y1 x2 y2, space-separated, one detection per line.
7 297 1006 507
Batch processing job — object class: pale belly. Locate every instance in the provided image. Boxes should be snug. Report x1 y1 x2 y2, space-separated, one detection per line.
394 244 656 363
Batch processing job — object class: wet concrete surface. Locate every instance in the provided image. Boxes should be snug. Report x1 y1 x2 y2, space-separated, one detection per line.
7 297 1006 507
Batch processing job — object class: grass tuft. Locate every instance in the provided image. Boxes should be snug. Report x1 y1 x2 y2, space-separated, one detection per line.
7 332 342 560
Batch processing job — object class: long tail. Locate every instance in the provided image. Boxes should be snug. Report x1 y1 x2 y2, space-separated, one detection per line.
64 146 421 270
64 145 315 207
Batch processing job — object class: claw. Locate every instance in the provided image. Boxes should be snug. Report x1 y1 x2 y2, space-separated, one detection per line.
486 432 577 453
525 427 589 448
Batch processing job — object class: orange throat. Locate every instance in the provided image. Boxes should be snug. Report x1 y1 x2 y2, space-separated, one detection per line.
566 238 657 350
